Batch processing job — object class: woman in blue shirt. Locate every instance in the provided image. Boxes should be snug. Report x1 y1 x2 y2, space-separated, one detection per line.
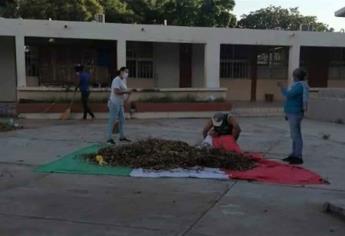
278 68 309 165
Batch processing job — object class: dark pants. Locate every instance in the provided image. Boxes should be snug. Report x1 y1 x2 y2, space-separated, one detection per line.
81 91 94 119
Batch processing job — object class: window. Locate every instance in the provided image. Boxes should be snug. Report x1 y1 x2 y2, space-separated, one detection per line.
329 48 345 80
257 47 288 80
257 47 287 66
329 48 345 62
220 61 248 79
220 45 249 79
126 42 153 79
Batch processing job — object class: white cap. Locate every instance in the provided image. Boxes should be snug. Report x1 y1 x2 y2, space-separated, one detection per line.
212 112 225 127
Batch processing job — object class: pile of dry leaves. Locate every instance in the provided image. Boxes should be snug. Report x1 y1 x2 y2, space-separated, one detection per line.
85 138 256 171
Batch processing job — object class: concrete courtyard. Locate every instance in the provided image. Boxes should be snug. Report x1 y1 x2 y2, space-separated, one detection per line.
0 117 345 235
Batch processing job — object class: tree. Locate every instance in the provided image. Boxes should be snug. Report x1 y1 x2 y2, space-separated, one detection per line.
1 0 103 21
122 0 236 27
120 0 169 24
159 0 199 26
195 0 236 27
99 0 137 23
0 0 237 27
0 0 18 17
238 6 331 32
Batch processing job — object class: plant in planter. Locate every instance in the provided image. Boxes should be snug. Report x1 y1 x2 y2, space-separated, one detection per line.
17 97 110 113
137 95 225 103
133 95 231 112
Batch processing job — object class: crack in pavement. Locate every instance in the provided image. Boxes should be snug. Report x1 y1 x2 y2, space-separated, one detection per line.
0 174 49 194
264 138 284 155
0 161 37 168
0 163 49 193
0 135 101 144
240 180 345 193
0 212 170 233
178 182 237 236
279 183 345 193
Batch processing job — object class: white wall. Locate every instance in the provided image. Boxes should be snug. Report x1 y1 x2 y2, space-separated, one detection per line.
256 66 287 101
0 37 16 102
154 43 204 89
154 43 179 88
127 79 154 89
0 19 293 46
192 44 205 88
306 88 345 122
328 80 345 88
3 19 345 48
256 80 284 101
220 79 285 101
4 19 345 101
220 79 252 101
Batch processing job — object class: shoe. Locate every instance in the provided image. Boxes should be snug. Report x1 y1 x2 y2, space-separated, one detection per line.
282 155 294 162
289 157 304 165
119 137 131 142
107 139 115 145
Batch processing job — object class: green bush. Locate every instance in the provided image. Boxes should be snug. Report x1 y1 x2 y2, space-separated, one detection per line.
137 95 225 103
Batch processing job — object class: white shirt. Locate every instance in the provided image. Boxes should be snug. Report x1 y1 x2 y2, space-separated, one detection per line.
110 76 127 105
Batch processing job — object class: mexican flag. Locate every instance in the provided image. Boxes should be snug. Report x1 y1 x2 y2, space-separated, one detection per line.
35 142 327 185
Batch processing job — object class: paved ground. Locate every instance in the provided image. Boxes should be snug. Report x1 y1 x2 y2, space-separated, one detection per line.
0 117 344 236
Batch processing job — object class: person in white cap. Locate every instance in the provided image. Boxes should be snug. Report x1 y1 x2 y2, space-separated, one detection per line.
202 112 241 141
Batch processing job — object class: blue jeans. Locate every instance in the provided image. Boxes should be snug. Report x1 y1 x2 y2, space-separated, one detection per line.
286 113 304 158
107 100 125 140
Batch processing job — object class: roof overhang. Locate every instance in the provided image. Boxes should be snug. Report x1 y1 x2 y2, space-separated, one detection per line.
335 7 345 17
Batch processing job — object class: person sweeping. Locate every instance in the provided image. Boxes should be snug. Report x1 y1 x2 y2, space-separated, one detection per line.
75 64 95 120
106 67 131 144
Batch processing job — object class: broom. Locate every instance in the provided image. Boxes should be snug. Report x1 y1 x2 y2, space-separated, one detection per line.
60 91 76 120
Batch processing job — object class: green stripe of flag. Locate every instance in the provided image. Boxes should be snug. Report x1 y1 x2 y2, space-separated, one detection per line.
34 144 132 176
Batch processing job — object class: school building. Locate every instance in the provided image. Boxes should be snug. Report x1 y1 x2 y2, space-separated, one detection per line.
1 17 345 110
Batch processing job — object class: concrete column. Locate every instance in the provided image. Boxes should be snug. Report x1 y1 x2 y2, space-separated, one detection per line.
288 45 301 84
15 36 26 87
204 42 220 88
117 39 127 69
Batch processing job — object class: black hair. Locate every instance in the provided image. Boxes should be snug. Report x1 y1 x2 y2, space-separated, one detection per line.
75 64 84 72
293 68 307 81
117 66 128 75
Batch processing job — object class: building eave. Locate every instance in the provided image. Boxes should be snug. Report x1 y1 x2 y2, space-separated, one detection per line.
335 7 345 17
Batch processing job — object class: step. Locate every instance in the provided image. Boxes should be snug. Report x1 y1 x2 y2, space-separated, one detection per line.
18 107 283 120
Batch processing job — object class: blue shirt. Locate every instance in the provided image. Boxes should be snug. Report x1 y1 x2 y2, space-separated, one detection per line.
78 72 91 92
281 82 304 114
